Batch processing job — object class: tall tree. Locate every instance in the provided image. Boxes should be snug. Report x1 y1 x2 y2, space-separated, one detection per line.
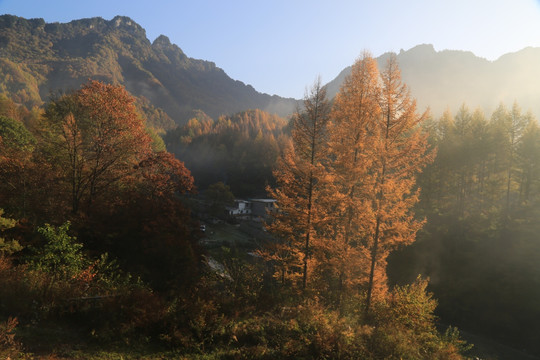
364 54 433 314
42 81 152 214
264 79 331 290
327 53 381 302
504 103 531 213
517 120 540 203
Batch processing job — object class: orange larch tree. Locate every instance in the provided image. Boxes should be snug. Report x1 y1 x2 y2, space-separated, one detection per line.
264 79 331 290
326 53 381 303
363 54 434 314
326 53 433 313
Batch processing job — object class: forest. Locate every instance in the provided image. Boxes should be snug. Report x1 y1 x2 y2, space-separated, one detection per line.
1 51 540 360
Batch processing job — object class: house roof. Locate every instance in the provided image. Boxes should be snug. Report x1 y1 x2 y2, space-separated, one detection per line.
249 198 277 203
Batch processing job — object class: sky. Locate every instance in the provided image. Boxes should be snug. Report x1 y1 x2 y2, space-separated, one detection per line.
1 0 540 99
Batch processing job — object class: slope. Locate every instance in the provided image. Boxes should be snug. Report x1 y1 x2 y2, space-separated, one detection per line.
0 15 297 124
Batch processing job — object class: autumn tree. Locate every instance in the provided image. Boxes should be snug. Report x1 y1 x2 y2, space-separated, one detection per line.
364 54 433 314
264 78 331 290
134 150 195 200
86 149 199 291
42 81 152 214
326 53 381 303
166 109 287 196
325 53 432 314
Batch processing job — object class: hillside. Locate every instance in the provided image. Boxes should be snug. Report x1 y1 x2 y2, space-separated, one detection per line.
165 108 289 196
326 44 540 118
0 15 297 124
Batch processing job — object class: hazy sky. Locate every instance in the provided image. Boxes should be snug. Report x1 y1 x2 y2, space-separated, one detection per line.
1 0 540 98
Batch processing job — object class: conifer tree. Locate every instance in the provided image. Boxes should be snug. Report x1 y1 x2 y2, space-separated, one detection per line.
264 79 331 289
517 119 540 203
326 53 381 301
364 54 434 314
504 103 531 213
326 53 432 312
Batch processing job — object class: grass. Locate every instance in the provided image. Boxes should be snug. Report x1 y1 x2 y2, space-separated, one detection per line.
16 321 185 360
200 219 267 252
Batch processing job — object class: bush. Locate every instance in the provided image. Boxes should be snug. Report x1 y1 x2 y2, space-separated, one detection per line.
368 276 470 359
0 317 22 359
31 222 87 280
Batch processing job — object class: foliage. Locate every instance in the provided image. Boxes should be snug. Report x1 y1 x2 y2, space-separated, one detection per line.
134 150 195 198
146 127 167 152
205 182 235 217
42 80 152 214
262 54 433 316
0 113 40 218
165 109 288 196
263 79 331 290
170 278 467 359
0 317 22 359
0 209 22 256
360 54 434 312
387 100 540 356
30 222 86 280
0 115 36 152
368 277 470 359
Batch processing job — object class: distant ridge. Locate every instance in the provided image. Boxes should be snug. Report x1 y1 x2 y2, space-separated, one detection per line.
2 15 538 123
326 44 540 119
0 15 297 124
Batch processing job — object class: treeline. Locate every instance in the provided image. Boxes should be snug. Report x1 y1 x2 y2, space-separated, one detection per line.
420 103 538 217
388 102 540 355
165 108 289 196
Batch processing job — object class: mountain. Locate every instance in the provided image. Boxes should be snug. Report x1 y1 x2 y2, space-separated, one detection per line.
0 15 297 124
326 44 540 118
2 15 538 125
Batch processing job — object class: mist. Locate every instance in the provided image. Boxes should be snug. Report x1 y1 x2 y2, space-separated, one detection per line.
326 44 540 120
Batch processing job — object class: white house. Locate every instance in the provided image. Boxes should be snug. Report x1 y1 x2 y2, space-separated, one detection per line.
225 198 277 221
226 200 252 216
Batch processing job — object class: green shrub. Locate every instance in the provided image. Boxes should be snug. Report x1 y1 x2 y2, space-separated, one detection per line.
31 222 87 280
0 209 22 256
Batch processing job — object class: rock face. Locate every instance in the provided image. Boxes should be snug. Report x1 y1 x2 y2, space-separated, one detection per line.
326 44 540 118
0 15 297 123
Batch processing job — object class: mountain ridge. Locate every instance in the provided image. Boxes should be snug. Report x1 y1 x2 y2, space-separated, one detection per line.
2 14 540 123
326 43 540 119
0 14 297 124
